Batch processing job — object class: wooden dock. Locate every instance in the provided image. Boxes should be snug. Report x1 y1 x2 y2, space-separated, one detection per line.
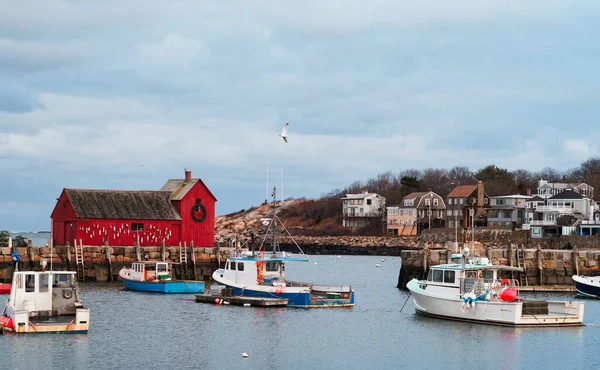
195 294 289 307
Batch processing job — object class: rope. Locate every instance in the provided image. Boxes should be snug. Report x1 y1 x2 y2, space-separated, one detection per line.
400 292 411 313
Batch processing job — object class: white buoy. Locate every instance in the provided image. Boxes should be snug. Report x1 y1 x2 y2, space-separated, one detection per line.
337 255 341 258
375 264 380 267
314 262 318 264
382 258 386 262
242 353 248 358
243 303 251 307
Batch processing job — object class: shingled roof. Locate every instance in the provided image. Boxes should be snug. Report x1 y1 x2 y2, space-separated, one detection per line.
447 184 477 198
65 189 182 220
161 178 218 201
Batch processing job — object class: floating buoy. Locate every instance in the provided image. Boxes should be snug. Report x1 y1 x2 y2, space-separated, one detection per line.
375 264 380 268
275 286 283 294
382 258 386 262
214 298 220 305
314 262 318 265
500 288 518 302
242 353 248 358
243 303 251 307
337 255 341 258
223 301 230 305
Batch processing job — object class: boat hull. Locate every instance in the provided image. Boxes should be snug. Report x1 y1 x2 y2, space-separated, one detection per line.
407 279 584 327
225 285 354 308
121 277 204 294
573 275 600 298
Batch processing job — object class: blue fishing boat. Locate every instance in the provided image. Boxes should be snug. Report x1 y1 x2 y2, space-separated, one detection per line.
212 186 354 308
119 261 204 294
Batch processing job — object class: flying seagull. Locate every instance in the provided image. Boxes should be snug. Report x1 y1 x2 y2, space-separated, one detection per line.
279 122 289 143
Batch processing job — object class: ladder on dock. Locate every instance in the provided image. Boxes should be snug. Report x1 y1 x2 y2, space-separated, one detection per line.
75 242 85 281
179 244 188 280
516 247 528 286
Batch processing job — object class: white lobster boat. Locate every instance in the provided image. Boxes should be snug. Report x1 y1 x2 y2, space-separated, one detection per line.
211 186 354 308
1 270 90 334
406 248 584 327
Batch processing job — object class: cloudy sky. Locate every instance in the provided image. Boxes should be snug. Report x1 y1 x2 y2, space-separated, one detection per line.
2 1 600 231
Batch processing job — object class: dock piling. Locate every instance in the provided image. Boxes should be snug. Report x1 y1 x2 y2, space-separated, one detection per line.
105 242 113 282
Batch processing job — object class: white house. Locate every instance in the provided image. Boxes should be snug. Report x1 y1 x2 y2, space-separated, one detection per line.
342 192 386 228
536 179 594 199
527 189 593 238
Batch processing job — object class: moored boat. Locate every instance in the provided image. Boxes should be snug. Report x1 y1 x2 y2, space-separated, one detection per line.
119 261 205 294
406 248 584 327
211 186 354 308
572 275 600 298
1 270 90 334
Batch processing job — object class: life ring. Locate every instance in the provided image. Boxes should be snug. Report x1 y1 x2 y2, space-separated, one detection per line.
191 203 207 222
63 290 73 299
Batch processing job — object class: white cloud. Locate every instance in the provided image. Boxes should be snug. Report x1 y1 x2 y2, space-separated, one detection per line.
564 139 592 156
1 0 600 230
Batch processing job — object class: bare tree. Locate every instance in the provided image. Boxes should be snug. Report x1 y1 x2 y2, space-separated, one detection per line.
534 167 562 182
420 168 449 195
448 166 475 185
511 169 536 195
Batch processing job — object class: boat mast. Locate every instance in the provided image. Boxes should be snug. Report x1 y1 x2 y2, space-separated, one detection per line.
271 185 278 254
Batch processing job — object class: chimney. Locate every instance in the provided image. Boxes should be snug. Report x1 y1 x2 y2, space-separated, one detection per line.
184 170 192 182
527 188 531 196
477 180 484 215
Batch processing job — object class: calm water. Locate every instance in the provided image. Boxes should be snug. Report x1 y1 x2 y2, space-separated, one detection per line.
1 255 600 370
8 232 50 247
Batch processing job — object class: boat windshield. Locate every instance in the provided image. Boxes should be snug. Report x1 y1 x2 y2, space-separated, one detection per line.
427 269 456 284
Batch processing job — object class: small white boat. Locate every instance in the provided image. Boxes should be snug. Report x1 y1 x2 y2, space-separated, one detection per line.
406 248 584 327
119 261 204 294
1 270 90 334
572 275 600 298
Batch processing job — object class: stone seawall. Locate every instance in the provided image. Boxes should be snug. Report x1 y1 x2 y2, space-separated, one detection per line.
279 232 600 251
397 245 600 289
0 245 229 282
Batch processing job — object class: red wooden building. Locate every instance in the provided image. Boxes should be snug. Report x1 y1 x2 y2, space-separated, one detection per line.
51 170 216 247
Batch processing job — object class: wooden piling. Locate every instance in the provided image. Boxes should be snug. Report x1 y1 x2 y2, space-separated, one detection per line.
105 242 113 282
422 246 428 279
190 241 197 280
574 247 580 276
28 246 35 270
537 245 543 285
446 248 453 264
161 240 166 261
508 244 514 267
136 239 141 262
67 245 72 270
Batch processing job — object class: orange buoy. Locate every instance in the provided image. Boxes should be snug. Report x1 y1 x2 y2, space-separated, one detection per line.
215 298 220 305
275 286 283 294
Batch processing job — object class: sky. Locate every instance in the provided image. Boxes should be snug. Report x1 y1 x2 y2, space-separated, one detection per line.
1 1 600 231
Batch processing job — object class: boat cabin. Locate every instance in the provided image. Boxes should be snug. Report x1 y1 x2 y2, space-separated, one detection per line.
422 257 522 298
217 252 308 286
5 270 89 333
129 262 172 282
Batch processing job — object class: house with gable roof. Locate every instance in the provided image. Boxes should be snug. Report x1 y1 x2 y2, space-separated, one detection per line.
446 181 489 229
386 191 446 236
342 192 386 228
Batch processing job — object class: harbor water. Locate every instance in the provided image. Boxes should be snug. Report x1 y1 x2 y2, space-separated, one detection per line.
1 255 599 369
